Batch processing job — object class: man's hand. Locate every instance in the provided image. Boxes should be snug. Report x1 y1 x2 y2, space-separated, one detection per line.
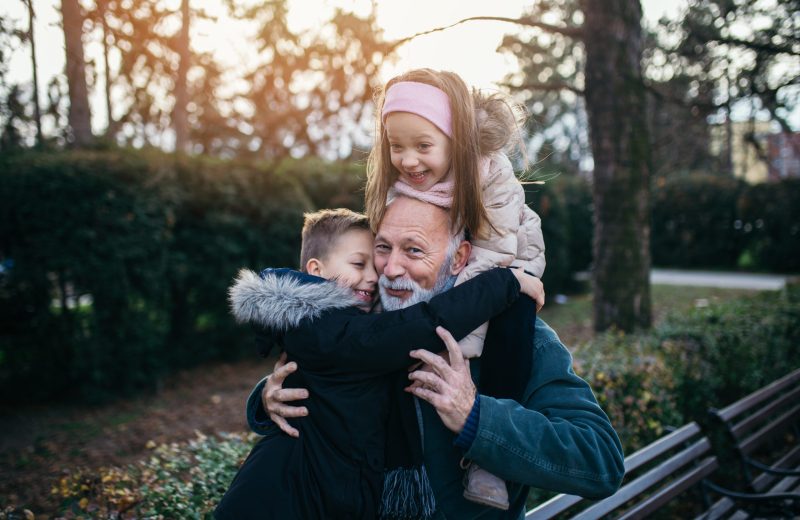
407 327 477 434
262 352 309 438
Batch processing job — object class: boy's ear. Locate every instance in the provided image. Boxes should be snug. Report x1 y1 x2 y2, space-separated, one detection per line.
449 240 472 276
306 258 324 276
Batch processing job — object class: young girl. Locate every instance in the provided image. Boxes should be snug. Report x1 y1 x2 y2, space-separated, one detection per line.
365 68 546 510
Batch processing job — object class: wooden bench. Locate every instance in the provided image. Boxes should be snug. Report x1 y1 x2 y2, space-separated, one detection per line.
525 366 800 519
703 367 800 518
525 422 718 519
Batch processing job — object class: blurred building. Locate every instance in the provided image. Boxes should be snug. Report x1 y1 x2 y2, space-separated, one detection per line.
709 121 771 183
767 132 800 181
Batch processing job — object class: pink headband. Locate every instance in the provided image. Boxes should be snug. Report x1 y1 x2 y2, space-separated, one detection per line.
381 81 452 137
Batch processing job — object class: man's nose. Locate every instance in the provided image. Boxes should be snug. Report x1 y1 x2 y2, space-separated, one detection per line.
382 250 405 279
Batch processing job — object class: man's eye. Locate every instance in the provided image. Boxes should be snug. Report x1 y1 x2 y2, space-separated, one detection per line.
375 244 390 253
408 247 423 254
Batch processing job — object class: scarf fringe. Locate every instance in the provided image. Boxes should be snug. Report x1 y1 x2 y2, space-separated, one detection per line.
380 466 436 520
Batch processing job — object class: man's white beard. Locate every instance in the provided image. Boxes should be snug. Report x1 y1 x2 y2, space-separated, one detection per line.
379 258 456 311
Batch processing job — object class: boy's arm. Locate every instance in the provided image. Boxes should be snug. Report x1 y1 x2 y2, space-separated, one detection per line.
285 268 522 374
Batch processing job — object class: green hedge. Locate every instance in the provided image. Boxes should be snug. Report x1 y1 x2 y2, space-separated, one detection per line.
736 178 800 272
651 175 747 268
0 150 365 403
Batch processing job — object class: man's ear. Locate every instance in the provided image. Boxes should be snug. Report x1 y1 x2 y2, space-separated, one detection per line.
449 240 472 275
306 258 324 276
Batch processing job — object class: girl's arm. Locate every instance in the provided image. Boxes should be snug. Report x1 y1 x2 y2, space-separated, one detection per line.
284 268 524 374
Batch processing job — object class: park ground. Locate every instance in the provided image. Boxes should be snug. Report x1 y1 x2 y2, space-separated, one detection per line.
0 283 769 515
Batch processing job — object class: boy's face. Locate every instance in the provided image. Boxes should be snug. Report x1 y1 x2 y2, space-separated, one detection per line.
312 229 378 312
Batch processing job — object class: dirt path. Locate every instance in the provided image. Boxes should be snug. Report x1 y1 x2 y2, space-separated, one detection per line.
0 357 276 517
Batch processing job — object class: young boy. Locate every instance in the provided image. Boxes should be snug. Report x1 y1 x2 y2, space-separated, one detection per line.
215 208 541 520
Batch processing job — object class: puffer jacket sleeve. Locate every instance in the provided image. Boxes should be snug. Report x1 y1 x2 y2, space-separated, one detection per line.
286 268 520 374
512 205 546 277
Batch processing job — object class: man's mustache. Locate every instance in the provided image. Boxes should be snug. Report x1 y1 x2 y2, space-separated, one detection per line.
379 275 421 291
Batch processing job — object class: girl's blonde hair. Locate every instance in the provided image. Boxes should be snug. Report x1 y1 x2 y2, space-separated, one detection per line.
365 68 526 239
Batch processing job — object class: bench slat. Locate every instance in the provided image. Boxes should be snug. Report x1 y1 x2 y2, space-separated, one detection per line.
524 494 582 519
730 385 800 441
524 423 703 520
699 496 737 520
740 403 800 456
713 368 800 423
617 456 718 520
751 444 800 492
569 438 711 520
623 422 702 473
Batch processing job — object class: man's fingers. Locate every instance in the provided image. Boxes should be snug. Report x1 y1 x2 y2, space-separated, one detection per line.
407 385 446 409
269 403 308 418
408 369 445 390
435 326 466 370
273 388 309 403
410 349 453 378
271 414 300 438
270 360 298 384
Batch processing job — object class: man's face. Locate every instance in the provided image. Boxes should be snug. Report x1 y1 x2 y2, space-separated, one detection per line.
374 197 466 310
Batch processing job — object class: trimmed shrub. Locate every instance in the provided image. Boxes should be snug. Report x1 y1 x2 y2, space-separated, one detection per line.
651 174 747 268
572 331 683 454
737 178 800 272
525 173 593 294
657 283 800 427
52 432 256 519
0 149 370 403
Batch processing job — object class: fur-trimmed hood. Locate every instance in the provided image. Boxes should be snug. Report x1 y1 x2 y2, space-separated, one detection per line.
228 268 361 333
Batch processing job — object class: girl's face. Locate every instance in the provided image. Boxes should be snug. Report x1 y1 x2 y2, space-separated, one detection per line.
385 112 451 192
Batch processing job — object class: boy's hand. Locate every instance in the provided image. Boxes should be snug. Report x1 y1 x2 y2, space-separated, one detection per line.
262 353 309 438
511 269 545 311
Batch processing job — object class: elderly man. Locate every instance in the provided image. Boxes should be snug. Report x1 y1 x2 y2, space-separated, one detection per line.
247 196 625 519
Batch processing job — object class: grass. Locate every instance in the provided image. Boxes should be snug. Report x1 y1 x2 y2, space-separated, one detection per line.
539 285 755 346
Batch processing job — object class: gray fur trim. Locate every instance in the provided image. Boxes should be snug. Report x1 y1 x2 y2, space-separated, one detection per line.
228 269 361 331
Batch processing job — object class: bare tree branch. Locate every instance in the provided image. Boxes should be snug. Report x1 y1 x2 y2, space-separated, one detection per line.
389 15 582 52
710 36 800 57
512 80 584 96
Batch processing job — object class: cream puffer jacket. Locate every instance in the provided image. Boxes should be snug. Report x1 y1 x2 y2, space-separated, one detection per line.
455 152 546 357
457 151 546 283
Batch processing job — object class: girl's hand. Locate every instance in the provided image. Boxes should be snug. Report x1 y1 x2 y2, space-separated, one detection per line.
511 269 545 311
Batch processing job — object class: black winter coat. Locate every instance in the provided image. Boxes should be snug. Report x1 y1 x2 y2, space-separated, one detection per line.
215 267 520 520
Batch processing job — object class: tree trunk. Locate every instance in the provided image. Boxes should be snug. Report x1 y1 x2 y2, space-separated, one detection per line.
99 0 116 137
173 0 190 154
61 0 92 146
581 0 652 332
25 0 42 145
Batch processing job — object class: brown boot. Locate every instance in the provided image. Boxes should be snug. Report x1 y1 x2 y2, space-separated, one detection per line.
462 462 510 510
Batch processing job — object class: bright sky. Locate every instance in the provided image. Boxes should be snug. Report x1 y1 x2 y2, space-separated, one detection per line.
2 0 686 134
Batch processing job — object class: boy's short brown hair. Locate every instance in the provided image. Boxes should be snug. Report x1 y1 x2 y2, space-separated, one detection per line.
299 208 371 271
